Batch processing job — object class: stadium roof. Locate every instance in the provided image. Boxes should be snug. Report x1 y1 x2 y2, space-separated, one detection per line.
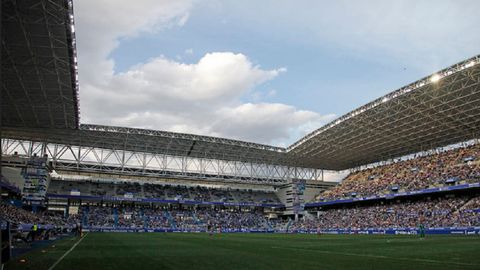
288 55 480 170
1 124 289 166
1 0 79 129
2 56 480 171
1 1 479 173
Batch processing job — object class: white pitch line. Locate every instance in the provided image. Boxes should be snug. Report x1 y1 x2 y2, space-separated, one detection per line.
48 233 88 270
271 246 479 267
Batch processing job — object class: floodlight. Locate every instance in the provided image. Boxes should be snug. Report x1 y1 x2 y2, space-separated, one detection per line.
466 61 475 68
430 74 441 83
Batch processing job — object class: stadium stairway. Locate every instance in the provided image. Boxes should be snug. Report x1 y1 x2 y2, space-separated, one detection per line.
266 220 273 231
192 212 201 225
141 208 148 229
459 197 478 211
303 211 316 220
113 208 119 228
165 210 176 229
82 207 89 227
286 219 293 232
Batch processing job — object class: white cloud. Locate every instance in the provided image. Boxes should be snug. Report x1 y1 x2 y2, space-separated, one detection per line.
214 103 335 144
74 0 194 85
79 52 329 144
177 13 190 27
81 52 283 112
74 1 330 145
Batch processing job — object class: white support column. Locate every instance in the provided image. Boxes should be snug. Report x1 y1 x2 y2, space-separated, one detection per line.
41 141 47 157
77 146 81 169
142 152 147 173
28 141 34 157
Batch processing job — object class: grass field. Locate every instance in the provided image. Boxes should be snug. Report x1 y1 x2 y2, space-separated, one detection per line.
5 233 480 270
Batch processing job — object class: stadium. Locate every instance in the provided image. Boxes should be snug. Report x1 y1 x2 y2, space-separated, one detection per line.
1 1 479 270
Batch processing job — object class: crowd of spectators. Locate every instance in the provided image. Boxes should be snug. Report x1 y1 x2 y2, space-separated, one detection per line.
48 180 280 205
317 143 480 201
0 201 78 228
77 205 269 231
3 193 480 233
0 201 271 232
195 208 267 231
52 195 480 231
1 203 41 225
290 195 480 231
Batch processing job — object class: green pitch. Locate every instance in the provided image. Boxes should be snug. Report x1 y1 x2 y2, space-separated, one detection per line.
5 233 480 270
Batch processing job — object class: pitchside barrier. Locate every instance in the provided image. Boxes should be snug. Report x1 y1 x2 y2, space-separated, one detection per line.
80 226 480 235
82 227 275 233
286 227 480 235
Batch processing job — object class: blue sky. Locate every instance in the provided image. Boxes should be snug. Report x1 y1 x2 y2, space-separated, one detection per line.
74 0 480 146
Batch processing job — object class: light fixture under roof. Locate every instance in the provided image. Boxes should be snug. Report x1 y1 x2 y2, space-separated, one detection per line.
430 74 441 83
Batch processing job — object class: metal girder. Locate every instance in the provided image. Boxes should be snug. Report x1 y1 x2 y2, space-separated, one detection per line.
1 138 324 185
1 125 290 166
80 124 284 152
288 55 480 170
1 0 79 129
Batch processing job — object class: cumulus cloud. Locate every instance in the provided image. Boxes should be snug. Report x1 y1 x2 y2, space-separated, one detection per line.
214 103 336 145
74 0 331 145
74 0 194 85
79 52 328 143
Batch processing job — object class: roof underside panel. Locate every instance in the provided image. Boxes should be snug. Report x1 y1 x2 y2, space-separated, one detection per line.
289 56 480 170
1 0 79 129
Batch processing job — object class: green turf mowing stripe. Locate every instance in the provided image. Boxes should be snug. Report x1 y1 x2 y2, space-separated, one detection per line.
6 233 480 270
270 245 480 267
47 233 88 270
